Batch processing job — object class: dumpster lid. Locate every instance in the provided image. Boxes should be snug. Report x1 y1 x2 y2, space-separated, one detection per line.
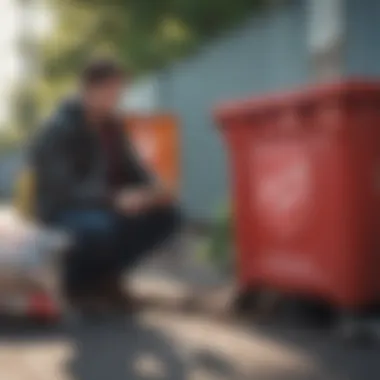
214 79 380 126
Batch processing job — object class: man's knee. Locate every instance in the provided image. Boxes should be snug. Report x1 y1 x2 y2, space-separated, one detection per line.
58 210 117 248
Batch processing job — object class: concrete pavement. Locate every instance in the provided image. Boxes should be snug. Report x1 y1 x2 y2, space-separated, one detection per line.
0 272 379 380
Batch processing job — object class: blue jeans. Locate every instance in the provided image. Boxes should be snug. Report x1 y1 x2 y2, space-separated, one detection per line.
54 206 180 297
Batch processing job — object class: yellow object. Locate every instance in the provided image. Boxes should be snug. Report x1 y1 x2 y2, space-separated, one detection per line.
14 168 35 219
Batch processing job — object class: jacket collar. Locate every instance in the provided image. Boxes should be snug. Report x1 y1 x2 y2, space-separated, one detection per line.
56 94 122 133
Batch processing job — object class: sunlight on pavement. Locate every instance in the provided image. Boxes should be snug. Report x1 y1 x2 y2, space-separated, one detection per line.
134 352 168 379
0 341 72 380
143 311 319 379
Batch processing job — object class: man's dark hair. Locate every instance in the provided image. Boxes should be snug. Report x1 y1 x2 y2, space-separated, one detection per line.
81 58 126 86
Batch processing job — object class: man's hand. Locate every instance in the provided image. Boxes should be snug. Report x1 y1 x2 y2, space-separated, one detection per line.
115 188 152 214
115 186 173 214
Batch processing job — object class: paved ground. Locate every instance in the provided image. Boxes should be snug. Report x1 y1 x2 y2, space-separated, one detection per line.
0 228 379 380
0 270 380 380
1 307 380 380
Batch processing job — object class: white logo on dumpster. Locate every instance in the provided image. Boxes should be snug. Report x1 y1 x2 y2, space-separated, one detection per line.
251 145 312 237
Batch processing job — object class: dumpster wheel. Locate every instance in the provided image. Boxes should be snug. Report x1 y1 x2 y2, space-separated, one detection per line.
336 312 380 346
232 289 281 321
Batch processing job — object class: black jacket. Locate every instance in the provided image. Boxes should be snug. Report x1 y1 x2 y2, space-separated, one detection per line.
30 98 151 222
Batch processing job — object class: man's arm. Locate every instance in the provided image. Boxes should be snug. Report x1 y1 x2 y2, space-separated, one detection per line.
116 123 175 210
31 116 109 212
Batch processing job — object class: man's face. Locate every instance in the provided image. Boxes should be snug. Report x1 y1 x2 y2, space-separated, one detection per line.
86 77 125 114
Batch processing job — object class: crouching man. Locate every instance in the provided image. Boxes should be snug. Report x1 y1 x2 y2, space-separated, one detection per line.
29 59 180 313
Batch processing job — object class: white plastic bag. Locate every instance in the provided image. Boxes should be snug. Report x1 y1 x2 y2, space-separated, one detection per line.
0 208 71 276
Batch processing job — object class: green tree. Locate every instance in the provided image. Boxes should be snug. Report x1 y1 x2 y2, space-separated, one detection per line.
42 0 266 76
34 0 268 117
12 0 40 134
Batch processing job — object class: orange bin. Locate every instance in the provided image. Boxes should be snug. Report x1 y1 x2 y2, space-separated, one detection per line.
215 80 380 310
126 113 179 193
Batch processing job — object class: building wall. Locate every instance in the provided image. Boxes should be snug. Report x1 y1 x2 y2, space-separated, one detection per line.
121 76 160 113
158 0 309 220
345 0 380 76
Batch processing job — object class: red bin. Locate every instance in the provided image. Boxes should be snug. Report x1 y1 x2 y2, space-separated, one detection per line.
215 80 380 311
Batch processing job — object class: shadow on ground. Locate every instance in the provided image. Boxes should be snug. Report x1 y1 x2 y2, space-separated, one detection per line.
1 309 379 380
250 323 380 380
0 315 187 380
1 275 380 380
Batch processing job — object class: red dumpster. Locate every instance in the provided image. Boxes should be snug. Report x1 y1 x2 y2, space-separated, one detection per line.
215 80 380 311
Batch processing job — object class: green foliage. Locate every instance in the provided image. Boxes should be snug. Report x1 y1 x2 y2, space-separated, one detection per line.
0 127 24 154
32 0 267 123
10 1 269 147
42 0 266 77
199 204 233 272
11 85 38 133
